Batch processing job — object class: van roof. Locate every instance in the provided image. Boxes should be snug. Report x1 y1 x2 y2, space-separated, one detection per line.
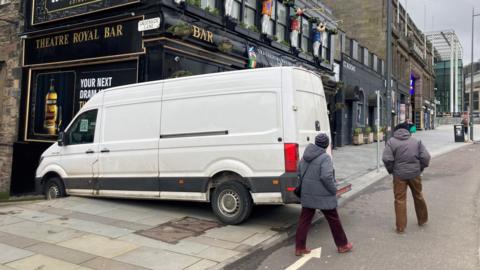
103 66 319 93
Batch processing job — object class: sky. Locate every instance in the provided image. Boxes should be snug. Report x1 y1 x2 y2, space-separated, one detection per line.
402 0 480 65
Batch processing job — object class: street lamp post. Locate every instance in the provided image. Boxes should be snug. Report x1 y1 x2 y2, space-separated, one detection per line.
386 0 393 140
470 8 480 141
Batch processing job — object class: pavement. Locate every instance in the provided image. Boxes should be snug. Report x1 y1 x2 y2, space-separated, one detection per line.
0 125 478 270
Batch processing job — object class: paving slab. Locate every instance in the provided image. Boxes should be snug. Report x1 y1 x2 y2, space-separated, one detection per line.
118 234 210 255
64 202 119 215
0 207 60 223
47 218 133 238
25 242 96 265
81 257 150 270
0 233 39 248
185 235 241 250
135 215 178 226
184 259 217 270
95 209 156 222
0 264 15 270
241 232 276 247
58 234 139 258
194 246 241 262
0 221 85 244
5 254 84 270
114 246 201 270
64 212 151 231
0 215 24 227
0 243 34 264
203 226 257 243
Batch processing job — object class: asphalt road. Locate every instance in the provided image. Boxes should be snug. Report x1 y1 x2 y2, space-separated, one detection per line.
249 144 480 270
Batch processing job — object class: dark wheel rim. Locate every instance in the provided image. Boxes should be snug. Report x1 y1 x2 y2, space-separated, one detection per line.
47 184 60 200
217 189 241 217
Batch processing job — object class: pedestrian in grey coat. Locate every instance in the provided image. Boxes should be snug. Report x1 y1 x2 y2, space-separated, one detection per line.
295 133 352 256
382 122 431 233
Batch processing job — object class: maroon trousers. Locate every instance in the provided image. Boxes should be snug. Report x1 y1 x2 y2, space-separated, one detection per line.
295 207 348 249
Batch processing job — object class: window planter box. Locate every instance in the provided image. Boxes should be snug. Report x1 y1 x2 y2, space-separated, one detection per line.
271 41 291 53
319 61 332 69
225 17 238 30
184 4 205 17
235 26 261 40
298 52 314 62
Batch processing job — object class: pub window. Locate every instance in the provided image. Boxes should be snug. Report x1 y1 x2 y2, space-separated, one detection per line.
164 53 228 78
201 0 216 9
267 0 277 36
321 33 330 61
244 0 257 28
275 1 287 41
232 0 242 20
300 16 310 53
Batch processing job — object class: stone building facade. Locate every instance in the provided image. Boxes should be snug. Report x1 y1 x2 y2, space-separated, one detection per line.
324 0 436 129
0 0 23 197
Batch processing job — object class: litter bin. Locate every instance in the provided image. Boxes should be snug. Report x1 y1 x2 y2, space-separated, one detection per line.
454 125 464 142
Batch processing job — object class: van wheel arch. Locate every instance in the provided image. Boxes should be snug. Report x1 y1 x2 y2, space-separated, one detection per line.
210 171 251 190
43 174 67 200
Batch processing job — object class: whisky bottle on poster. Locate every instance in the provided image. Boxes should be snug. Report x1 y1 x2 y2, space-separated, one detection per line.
43 79 58 135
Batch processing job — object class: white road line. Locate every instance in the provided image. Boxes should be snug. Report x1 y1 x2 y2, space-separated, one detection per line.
285 247 322 270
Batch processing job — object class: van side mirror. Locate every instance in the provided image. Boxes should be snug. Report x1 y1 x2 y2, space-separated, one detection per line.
58 132 66 146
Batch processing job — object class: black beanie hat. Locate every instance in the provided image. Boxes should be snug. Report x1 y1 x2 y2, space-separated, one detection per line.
394 122 410 132
315 133 330 148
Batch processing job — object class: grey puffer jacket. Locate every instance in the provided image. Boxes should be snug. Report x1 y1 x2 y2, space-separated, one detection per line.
382 128 431 180
297 144 337 210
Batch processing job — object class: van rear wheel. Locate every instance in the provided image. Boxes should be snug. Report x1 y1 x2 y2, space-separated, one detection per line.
44 177 66 200
212 181 253 225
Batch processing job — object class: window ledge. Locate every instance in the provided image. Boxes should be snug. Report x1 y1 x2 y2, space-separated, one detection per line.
234 26 261 40
271 41 291 53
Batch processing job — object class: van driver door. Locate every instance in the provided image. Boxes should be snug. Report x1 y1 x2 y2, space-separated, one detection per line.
59 109 100 195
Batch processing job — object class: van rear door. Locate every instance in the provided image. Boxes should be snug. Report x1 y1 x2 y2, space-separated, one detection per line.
292 69 329 156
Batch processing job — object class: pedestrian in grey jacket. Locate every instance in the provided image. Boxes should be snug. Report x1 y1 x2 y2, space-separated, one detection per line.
295 133 352 256
382 122 431 233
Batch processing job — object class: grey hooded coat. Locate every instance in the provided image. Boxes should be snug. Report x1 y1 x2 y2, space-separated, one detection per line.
382 128 431 180
297 144 337 210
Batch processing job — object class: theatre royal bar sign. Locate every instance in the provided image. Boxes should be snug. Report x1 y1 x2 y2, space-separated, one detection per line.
24 18 144 65
32 0 139 25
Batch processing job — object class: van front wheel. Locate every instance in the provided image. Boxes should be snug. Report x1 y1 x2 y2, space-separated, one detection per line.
212 181 253 225
44 177 66 200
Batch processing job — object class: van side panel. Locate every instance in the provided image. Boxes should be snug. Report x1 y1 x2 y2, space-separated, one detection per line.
159 69 284 192
97 85 162 194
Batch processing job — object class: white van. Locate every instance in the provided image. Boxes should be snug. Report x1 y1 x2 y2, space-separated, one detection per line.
35 67 331 224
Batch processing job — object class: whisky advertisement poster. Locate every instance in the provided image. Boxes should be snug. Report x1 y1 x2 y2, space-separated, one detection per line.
27 60 137 141
30 72 75 139
32 0 139 25
74 61 137 112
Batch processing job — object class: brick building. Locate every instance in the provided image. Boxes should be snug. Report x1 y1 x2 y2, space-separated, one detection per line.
325 0 436 129
0 0 23 198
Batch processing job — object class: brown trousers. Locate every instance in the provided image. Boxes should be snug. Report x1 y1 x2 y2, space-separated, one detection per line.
393 176 428 231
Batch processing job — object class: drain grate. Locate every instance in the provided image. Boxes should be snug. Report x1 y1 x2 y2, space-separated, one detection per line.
136 216 222 243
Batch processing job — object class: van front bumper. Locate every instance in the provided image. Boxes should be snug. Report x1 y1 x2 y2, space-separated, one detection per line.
34 177 44 195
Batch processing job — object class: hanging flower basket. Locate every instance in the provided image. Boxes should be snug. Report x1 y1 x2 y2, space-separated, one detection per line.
218 39 233 53
167 23 192 38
